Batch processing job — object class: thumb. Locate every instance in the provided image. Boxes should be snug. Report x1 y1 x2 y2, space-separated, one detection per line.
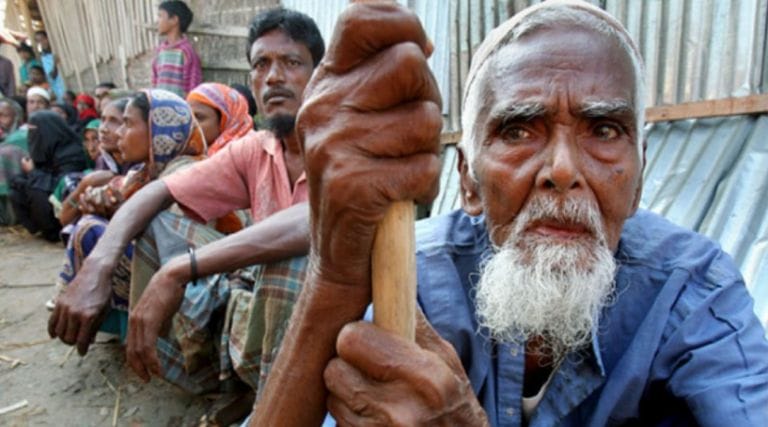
415 308 464 375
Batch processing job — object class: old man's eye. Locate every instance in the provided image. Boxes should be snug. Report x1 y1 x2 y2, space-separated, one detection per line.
594 123 622 140
501 126 532 142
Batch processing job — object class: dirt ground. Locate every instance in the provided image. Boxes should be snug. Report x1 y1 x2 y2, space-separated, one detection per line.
0 226 215 426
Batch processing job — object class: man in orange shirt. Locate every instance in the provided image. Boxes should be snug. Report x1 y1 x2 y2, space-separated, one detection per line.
48 8 323 395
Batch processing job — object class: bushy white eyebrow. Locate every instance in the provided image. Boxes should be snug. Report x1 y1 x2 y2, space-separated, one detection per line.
578 100 634 118
489 102 547 123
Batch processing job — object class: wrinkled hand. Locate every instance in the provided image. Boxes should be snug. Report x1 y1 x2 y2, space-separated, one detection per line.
48 259 114 355
126 263 186 382
324 311 489 426
78 185 123 218
81 170 115 189
298 2 443 290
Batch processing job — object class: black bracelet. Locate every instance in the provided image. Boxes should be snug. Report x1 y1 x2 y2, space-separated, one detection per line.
188 246 198 287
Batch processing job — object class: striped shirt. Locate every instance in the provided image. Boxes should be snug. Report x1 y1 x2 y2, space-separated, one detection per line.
151 36 202 97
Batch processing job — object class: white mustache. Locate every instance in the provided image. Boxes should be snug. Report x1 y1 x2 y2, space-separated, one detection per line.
512 195 606 245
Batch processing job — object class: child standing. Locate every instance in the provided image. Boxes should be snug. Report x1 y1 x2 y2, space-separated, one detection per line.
34 31 66 101
152 1 202 97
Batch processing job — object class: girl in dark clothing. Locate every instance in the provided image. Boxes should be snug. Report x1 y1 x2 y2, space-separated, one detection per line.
9 111 87 241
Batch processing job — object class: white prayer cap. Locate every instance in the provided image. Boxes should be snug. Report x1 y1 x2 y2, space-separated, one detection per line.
27 86 51 101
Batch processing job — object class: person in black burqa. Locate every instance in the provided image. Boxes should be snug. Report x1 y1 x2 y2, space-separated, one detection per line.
9 111 87 241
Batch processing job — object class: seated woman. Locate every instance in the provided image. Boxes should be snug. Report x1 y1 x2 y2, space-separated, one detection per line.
55 89 205 338
126 83 279 397
187 82 253 156
9 111 87 241
53 99 133 230
47 120 102 217
0 98 27 224
45 100 132 310
185 82 255 233
93 98 136 175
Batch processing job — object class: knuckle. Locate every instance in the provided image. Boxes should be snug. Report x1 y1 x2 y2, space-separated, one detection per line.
421 102 443 137
418 353 458 408
392 42 426 70
336 323 364 355
336 5 362 35
348 390 372 415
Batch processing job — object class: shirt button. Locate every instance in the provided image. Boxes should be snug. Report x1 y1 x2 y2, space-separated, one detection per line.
509 347 519 357
506 407 515 417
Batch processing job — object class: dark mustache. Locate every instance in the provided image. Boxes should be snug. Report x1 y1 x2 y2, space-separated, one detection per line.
263 88 295 103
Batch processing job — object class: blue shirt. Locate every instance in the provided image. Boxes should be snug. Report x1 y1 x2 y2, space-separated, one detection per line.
416 209 768 426
40 52 65 101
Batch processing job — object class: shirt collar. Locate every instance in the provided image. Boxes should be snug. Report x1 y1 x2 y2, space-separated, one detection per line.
261 130 280 157
590 323 607 377
159 35 190 49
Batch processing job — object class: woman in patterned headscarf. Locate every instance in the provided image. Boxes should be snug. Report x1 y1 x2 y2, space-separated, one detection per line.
186 82 255 233
53 89 204 334
187 82 253 156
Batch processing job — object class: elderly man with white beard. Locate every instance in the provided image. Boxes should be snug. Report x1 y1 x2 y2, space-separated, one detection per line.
249 1 768 426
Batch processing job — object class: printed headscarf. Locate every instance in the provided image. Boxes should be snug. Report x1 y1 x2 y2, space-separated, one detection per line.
145 88 205 176
187 83 252 155
108 88 205 200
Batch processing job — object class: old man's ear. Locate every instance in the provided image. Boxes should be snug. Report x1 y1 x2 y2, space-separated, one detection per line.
458 148 483 216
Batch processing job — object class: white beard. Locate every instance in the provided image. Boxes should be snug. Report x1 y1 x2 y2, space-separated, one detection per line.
474 195 617 361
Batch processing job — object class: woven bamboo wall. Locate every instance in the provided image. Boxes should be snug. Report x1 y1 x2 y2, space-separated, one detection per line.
32 0 278 93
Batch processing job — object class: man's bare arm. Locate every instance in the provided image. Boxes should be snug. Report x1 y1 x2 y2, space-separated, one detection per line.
161 202 309 285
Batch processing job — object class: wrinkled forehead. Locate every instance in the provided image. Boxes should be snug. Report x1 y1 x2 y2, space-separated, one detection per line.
481 25 637 103
464 0 641 103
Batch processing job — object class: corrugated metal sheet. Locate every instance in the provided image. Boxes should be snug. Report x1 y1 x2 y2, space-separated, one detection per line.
694 115 768 322
605 0 768 106
642 115 768 298
281 0 349 45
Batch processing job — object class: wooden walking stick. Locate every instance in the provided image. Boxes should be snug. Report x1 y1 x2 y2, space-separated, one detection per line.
372 200 417 341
